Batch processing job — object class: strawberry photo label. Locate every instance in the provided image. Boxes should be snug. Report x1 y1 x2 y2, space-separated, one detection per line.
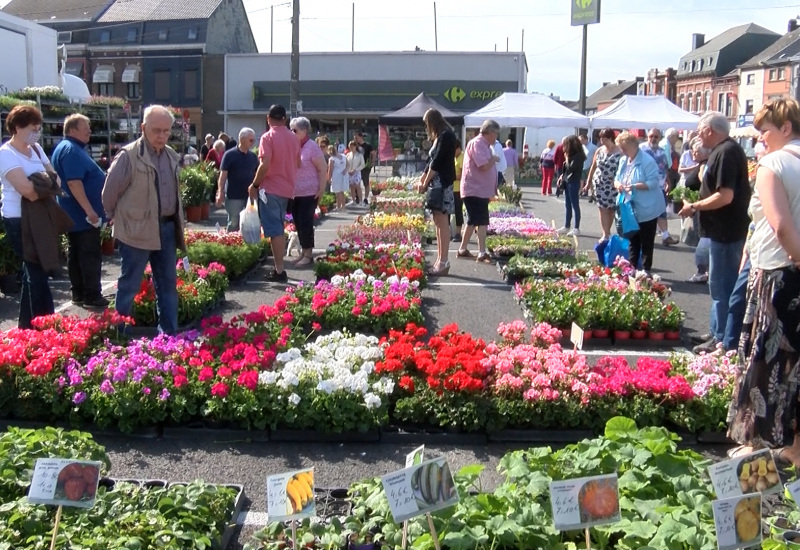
712 493 762 550
708 449 781 499
27 458 101 509
266 468 315 522
381 457 459 523
549 473 620 531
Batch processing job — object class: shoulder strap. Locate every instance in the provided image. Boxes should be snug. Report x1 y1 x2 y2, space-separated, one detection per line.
782 144 800 162
31 143 45 163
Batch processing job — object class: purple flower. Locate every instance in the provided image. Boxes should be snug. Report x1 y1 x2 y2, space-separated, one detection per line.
100 380 115 394
142 387 151 395
159 388 170 401
72 391 87 405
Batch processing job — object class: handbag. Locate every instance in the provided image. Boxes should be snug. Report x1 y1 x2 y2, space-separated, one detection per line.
615 191 639 239
425 174 444 211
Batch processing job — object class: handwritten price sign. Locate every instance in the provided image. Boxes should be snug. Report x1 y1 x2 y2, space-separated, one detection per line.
27 459 102 509
550 473 620 531
712 493 762 550
381 457 459 523
266 468 315 522
708 449 781 499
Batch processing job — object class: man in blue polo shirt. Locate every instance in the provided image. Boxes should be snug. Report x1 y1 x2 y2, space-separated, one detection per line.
51 114 108 307
216 127 259 231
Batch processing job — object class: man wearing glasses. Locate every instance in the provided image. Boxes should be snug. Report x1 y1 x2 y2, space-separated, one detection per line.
216 127 258 232
640 128 677 246
679 112 750 354
102 105 185 334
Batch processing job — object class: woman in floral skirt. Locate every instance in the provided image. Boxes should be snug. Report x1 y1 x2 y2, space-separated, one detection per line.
727 99 800 465
583 128 621 242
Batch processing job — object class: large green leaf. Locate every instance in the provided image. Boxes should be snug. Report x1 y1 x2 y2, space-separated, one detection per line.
604 416 638 439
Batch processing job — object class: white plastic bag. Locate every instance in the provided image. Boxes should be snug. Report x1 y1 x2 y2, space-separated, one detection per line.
239 201 261 244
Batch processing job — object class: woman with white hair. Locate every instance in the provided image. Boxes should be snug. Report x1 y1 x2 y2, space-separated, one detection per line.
205 139 226 169
290 117 327 267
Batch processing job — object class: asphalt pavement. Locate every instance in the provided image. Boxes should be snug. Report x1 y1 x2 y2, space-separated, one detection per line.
0 186 719 548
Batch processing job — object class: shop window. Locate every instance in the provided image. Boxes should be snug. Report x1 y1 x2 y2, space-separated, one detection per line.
695 92 702 112
705 91 711 111
745 100 754 114
778 68 786 80
725 96 733 117
183 69 198 100
698 59 704 71
97 83 113 96
100 30 110 43
188 28 198 40
126 82 140 99
126 28 137 43
154 70 170 100
158 29 168 41
717 93 725 112
769 69 777 81
688 95 693 112
746 74 755 85
679 94 685 110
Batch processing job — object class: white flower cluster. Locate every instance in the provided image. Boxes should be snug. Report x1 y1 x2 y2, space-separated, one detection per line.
258 331 393 410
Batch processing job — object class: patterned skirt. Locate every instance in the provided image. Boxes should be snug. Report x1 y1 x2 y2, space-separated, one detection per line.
727 265 800 448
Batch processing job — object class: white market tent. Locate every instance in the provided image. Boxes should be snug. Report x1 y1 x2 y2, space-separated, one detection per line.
463 92 590 128
589 95 700 131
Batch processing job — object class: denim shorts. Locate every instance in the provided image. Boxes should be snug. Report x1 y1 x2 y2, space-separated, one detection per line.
257 193 289 238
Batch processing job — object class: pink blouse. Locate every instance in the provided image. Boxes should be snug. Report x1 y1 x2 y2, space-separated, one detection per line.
295 139 324 197
460 134 496 199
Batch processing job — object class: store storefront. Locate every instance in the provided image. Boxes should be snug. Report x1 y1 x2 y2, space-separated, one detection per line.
216 51 527 157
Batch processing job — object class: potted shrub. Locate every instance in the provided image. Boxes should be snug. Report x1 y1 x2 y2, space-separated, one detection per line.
100 222 114 256
179 164 210 222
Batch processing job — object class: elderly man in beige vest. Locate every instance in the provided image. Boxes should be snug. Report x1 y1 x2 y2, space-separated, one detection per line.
102 105 186 334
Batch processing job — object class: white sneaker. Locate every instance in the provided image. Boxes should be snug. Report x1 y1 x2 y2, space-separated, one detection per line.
567 228 581 236
556 227 569 235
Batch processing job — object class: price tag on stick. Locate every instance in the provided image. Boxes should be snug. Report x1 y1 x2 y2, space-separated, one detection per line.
550 473 620 531
712 493 762 550
571 322 584 351
708 449 781 499
266 468 315 522
28 458 102 509
381 457 459 523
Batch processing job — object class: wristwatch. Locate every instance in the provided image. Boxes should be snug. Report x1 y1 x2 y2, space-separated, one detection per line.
690 204 697 213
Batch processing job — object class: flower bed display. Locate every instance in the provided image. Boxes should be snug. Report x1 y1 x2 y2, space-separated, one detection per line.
286 273 424 334
184 230 267 279
488 199 525 214
487 213 555 237
370 190 425 215
0 426 238 549
371 176 415 193
313 242 426 285
131 261 228 328
500 255 596 284
246 418 720 549
514 278 682 333
487 234 576 260
354 212 430 240
336 224 423 246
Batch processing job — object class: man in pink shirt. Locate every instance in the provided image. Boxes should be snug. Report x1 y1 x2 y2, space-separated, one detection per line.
456 119 501 263
249 104 300 283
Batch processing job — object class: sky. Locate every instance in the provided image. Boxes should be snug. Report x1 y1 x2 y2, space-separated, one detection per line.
242 0 800 100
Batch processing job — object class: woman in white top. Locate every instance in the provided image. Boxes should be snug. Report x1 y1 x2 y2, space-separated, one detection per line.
0 104 57 328
326 145 348 209
346 140 365 206
728 98 800 466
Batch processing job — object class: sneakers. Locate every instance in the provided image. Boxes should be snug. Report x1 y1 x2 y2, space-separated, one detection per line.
363 199 369 206
687 272 708 283
693 337 721 355
556 227 569 235
265 269 288 283
662 236 679 246
567 228 581 237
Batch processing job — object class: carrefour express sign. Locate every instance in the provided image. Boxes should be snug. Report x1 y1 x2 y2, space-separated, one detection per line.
571 0 601 26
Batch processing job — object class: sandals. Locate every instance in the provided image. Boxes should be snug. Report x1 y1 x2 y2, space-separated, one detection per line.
476 253 493 264
727 445 755 458
428 261 450 277
456 249 474 259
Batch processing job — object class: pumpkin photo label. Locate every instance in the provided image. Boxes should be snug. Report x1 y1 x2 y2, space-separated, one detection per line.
712 493 762 550
27 458 102 509
266 468 315 522
708 449 781 499
381 457 459 523
550 473 620 531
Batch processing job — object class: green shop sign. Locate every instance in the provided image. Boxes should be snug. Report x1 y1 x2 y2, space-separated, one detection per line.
571 0 601 26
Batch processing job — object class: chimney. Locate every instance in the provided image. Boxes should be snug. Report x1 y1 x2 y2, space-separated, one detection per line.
790 19 799 33
692 33 705 50
602 82 609 87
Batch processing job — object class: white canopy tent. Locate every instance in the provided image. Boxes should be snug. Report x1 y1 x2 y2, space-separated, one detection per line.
463 92 590 128
589 95 700 131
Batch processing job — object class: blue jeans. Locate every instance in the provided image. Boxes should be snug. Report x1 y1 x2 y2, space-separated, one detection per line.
3 217 54 329
695 237 710 272
708 239 745 342
722 256 751 351
225 198 248 232
115 220 178 334
564 179 581 229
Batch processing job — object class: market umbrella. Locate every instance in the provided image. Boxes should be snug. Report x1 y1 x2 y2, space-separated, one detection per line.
379 93 462 125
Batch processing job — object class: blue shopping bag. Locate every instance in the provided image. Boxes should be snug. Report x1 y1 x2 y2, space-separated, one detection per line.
603 235 630 267
615 192 639 239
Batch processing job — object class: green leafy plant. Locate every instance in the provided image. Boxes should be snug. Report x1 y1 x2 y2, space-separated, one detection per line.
497 184 523 205
179 164 213 207
669 186 700 203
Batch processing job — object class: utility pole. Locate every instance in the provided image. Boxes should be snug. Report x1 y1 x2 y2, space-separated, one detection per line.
433 3 438 51
351 3 354 52
290 0 300 119
578 24 588 115
521 29 524 51
270 5 274 53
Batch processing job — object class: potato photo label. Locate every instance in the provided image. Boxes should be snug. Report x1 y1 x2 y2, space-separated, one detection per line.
708 449 781 499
